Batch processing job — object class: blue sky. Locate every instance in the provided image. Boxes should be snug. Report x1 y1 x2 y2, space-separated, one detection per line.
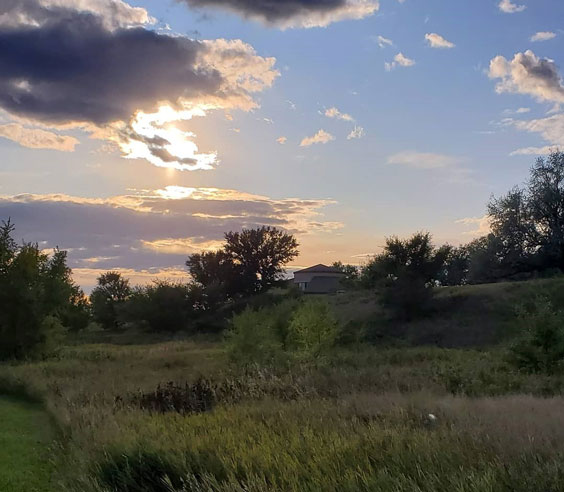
1 0 563 289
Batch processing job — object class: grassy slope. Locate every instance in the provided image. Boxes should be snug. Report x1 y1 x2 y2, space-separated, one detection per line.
0 397 55 492
329 276 564 347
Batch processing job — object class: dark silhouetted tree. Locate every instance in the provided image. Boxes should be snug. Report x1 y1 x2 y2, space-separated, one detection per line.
224 226 299 291
367 232 449 319
90 271 131 329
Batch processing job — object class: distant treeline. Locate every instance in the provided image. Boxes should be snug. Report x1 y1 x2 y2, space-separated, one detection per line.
2 151 564 359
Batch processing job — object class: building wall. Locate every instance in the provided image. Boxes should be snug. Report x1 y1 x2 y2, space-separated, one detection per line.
293 272 344 293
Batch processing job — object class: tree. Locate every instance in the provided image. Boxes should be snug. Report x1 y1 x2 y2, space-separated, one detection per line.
528 152 564 269
90 271 131 329
439 245 469 286
488 187 537 276
0 220 82 359
367 232 449 319
332 261 359 287
120 281 198 332
224 226 299 291
186 250 254 306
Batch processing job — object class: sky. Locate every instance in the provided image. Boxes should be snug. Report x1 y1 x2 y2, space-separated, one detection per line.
1 0 564 291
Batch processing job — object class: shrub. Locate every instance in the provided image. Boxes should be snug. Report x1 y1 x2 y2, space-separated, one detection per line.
287 298 339 361
509 297 564 374
226 307 285 367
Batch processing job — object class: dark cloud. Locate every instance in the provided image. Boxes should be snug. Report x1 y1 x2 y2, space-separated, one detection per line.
178 0 378 28
0 11 220 125
0 0 278 169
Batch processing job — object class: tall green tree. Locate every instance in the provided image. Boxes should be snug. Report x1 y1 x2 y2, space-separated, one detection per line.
0 220 84 359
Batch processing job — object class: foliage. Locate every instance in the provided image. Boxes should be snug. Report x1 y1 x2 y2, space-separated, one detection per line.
186 250 254 307
332 261 360 287
120 281 200 332
226 307 285 367
287 298 339 361
186 227 299 309
365 232 448 319
224 226 299 291
0 219 84 359
509 297 564 374
438 245 469 286
466 151 564 283
90 271 131 330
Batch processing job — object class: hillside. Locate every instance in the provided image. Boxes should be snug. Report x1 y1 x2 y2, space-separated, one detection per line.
328 277 564 348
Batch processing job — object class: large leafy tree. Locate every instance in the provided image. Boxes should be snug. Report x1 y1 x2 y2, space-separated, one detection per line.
469 151 564 282
366 232 449 319
90 271 132 329
224 226 299 291
528 152 564 269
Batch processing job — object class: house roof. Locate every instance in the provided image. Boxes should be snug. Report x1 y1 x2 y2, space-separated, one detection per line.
293 264 344 275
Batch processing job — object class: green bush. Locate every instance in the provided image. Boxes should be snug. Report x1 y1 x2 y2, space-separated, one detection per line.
509 297 564 374
226 307 285 367
287 298 339 361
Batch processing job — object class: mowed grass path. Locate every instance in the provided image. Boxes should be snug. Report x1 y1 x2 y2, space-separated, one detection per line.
0 396 55 492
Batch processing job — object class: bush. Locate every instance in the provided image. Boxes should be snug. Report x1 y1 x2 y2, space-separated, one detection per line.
509 297 564 374
287 298 339 361
226 307 285 367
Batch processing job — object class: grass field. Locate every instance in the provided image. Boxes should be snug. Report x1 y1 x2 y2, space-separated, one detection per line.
3 278 564 491
0 396 56 492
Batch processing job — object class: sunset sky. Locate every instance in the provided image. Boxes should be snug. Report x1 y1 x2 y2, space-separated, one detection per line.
1 0 564 290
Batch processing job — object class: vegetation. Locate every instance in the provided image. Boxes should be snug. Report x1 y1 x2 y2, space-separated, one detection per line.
5 154 564 490
0 220 88 359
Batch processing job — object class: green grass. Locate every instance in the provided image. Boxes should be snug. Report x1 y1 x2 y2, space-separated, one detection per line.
0 396 56 492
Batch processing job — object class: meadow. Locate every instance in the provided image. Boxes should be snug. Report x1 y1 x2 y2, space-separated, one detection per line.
4 278 564 491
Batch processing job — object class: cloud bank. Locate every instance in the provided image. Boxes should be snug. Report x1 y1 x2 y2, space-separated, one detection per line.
0 186 341 288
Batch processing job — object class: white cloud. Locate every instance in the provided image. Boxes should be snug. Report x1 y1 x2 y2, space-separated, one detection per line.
375 35 393 48
300 129 335 147
425 33 455 49
530 31 556 42
324 107 354 122
347 126 365 140
498 0 526 13
455 216 491 237
509 113 564 155
277 136 287 144
387 151 461 169
0 0 154 30
489 50 564 104
385 52 415 71
0 123 79 152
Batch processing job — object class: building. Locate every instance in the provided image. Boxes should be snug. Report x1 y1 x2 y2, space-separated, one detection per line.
293 264 345 294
